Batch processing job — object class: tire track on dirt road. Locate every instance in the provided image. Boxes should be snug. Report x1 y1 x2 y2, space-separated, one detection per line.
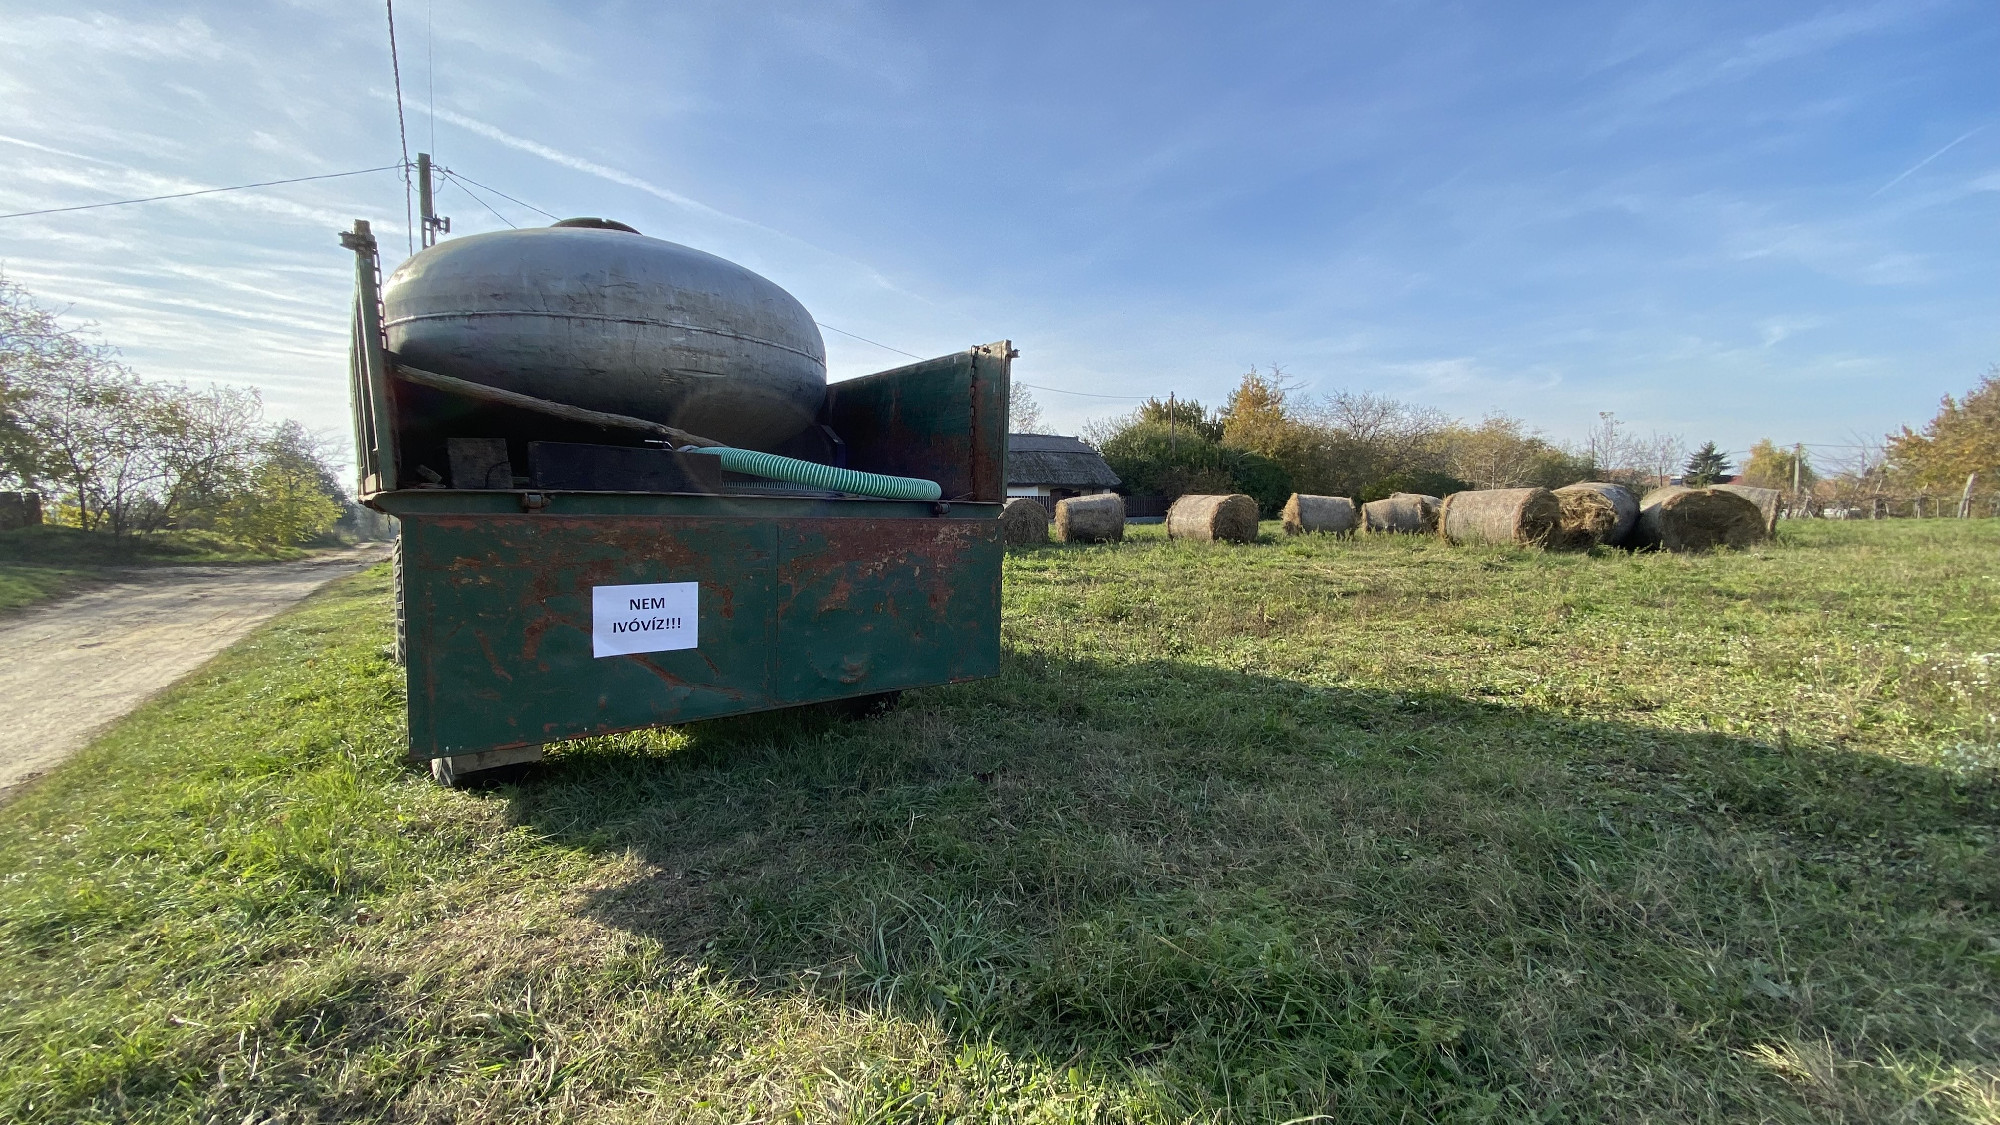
0 546 390 800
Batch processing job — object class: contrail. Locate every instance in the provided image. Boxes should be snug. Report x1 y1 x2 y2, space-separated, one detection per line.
425 105 752 228
421 104 913 297
0 133 125 167
1870 126 1984 198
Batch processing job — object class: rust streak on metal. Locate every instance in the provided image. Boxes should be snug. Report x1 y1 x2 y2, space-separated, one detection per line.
473 630 515 683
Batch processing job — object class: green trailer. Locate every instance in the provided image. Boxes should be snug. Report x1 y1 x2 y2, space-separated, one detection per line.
341 220 1010 784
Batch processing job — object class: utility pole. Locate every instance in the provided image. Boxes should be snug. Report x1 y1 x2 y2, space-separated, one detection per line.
416 153 449 248
1800 442 1816 520
1168 392 1177 455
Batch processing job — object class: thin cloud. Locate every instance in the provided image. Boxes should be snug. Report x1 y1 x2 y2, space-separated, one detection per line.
1870 126 1984 197
0 133 122 167
1615 1 1928 112
425 105 762 230
422 104 915 297
0 12 225 60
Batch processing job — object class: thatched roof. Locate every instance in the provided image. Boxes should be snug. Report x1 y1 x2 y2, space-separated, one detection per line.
1007 434 1121 489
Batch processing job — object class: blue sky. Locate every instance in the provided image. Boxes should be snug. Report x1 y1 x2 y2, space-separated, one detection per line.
1 1 1994 474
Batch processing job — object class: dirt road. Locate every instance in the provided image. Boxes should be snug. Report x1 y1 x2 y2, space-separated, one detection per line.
0 545 389 800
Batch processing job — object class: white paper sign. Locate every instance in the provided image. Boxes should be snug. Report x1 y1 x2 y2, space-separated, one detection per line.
592 581 699 658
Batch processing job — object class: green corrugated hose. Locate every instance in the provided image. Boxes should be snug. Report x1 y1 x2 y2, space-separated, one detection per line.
686 446 943 502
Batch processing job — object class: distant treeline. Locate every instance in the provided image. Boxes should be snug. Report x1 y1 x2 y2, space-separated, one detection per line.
0 273 348 546
1085 370 1602 516
1084 366 2000 519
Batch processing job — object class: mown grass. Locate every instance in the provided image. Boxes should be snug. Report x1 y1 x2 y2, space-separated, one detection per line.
1 520 1996 1122
0 525 311 613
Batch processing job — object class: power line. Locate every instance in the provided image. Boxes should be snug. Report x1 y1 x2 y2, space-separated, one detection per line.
813 323 1144 401
0 165 406 220
385 0 413 253
1018 382 1147 401
816 322 924 359
441 169 559 221
443 175 515 228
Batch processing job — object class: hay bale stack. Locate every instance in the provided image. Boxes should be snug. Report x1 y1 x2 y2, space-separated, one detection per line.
1636 486 1767 552
1167 493 1260 543
1438 487 1561 547
1714 483 1781 534
1360 492 1441 534
1282 493 1356 536
1054 493 1124 543
1553 482 1638 549
999 497 1050 545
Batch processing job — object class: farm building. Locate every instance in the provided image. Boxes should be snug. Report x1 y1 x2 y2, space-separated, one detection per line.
1006 434 1120 509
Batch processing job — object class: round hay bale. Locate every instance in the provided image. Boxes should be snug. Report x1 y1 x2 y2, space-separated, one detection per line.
999 497 1050 546
1055 493 1124 543
1360 492 1440 534
1167 493 1259 543
1553 482 1638 549
1636 486 1766 552
1713 483 1781 534
1438 487 1561 547
1282 493 1357 536
1393 492 1442 532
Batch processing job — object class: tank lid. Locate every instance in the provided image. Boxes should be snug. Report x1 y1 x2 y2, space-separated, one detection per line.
551 217 641 234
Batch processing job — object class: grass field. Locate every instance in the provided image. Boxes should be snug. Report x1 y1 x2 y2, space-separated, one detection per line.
0 526 310 613
1 521 1996 1123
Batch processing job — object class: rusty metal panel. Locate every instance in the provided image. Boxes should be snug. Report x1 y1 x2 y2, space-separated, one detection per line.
403 515 780 757
394 500 1003 761
826 341 1010 503
774 519 1001 701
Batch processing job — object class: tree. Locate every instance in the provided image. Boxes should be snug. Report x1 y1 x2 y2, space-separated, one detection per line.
1008 384 1045 434
1585 412 1633 479
1218 367 1298 455
1742 439 1814 493
1306 389 1454 499
0 271 161 530
10 350 161 532
1887 369 2000 493
1095 421 1240 499
152 383 265 526
214 422 344 547
1 272 342 541
1434 413 1597 492
1683 442 1731 486
1582 411 1664 490
1217 368 1321 505
1090 380 1294 514
1635 431 1685 490
1137 395 1223 441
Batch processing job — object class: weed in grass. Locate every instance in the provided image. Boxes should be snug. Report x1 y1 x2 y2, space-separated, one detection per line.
1 522 1997 1122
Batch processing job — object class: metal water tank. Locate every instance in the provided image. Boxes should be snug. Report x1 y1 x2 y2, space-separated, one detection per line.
382 221 826 451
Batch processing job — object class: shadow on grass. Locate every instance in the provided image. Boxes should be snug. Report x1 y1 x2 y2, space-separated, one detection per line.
500 652 1999 1118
